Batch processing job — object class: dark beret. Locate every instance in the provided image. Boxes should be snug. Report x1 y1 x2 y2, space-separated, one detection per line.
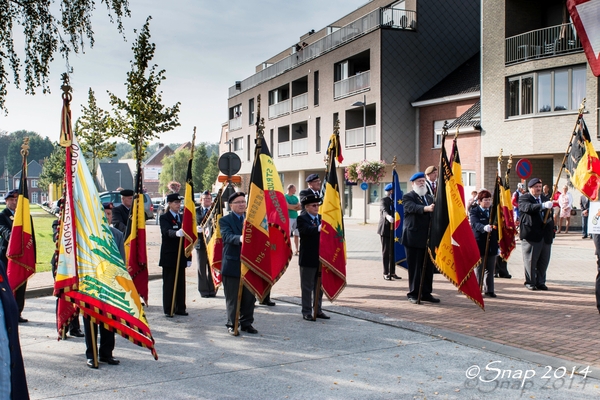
202 190 211 196
306 173 320 183
119 189 134 197
228 191 245 204
102 202 113 210
4 189 18 200
166 193 182 203
528 178 542 188
301 194 322 206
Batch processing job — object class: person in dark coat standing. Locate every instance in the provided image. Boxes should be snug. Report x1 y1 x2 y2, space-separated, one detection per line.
219 192 257 335
84 202 125 368
581 195 590 239
401 172 439 304
195 190 216 298
297 194 330 321
377 183 400 281
469 190 498 297
112 189 134 237
0 259 29 399
0 189 34 323
424 166 438 197
299 174 322 211
159 193 190 316
518 178 554 291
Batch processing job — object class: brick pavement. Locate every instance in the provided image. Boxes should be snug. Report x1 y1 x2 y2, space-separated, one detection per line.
26 217 600 370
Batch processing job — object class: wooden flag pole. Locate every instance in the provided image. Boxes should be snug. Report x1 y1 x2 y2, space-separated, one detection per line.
90 318 99 368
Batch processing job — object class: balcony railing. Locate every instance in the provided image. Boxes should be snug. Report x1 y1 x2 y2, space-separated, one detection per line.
229 116 242 131
345 125 377 148
268 99 290 119
291 138 308 155
292 93 308 112
229 8 416 98
334 71 370 99
506 23 583 65
278 141 291 157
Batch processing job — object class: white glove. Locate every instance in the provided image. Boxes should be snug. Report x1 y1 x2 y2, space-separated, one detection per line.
239 235 243 243
317 224 322 232
186 261 192 268
175 229 184 237
483 225 493 233
197 225 202 233
543 201 553 209
385 215 394 223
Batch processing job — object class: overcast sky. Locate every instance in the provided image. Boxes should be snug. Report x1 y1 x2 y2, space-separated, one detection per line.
0 0 367 145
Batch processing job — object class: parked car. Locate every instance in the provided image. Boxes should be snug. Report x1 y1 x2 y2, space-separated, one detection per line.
98 191 154 220
151 197 166 224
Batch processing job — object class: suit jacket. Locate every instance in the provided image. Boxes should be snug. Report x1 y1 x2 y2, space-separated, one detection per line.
469 206 499 256
109 226 126 261
297 212 320 268
195 206 210 250
400 191 433 249
376 196 394 237
299 188 319 202
158 211 189 268
518 192 554 243
0 261 29 399
0 207 14 263
426 180 436 197
219 212 244 277
111 204 131 237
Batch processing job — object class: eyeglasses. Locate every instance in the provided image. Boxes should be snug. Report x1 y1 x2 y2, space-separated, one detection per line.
230 201 247 205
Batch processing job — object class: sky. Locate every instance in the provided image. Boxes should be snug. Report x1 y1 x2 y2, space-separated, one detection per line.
0 0 368 145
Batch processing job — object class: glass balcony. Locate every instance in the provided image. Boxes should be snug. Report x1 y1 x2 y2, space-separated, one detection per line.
506 23 583 65
345 125 377 148
269 99 290 119
278 141 291 157
291 138 308 155
292 93 308 112
229 116 242 131
334 71 370 99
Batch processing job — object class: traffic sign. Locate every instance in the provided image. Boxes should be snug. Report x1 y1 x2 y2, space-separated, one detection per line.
218 152 241 176
360 182 369 190
515 158 533 180
568 0 600 77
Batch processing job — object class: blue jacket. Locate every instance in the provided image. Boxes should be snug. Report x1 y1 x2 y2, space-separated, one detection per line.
219 212 244 277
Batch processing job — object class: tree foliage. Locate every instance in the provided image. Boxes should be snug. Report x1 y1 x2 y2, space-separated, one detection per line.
7 131 54 175
75 88 116 175
108 16 180 162
0 0 131 112
202 153 219 192
159 150 189 193
39 144 66 191
192 144 208 191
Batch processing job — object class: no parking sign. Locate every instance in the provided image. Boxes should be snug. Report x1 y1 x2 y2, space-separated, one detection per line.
515 159 533 180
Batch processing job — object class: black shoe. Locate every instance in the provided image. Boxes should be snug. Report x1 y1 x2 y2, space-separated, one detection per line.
261 300 276 306
201 295 210 298
99 356 120 365
391 274 402 280
485 292 497 298
227 327 238 336
536 284 548 291
70 329 85 338
408 297 418 304
383 275 392 281
421 296 441 303
86 359 98 369
18 316 28 323
165 313 173 318
303 314 315 321
525 284 537 290
241 325 258 334
499 274 512 279
174 311 189 316
316 312 330 319
582 235 589 239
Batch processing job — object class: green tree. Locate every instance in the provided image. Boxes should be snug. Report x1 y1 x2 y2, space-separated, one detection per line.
7 131 54 175
108 16 180 165
192 144 208 191
202 153 219 192
75 88 116 178
39 144 66 191
0 0 131 112
159 151 189 193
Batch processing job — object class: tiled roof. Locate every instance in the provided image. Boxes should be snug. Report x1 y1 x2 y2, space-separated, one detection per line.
448 100 481 128
414 53 480 102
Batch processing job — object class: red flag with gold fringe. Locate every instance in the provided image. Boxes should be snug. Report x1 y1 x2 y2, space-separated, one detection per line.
125 169 149 304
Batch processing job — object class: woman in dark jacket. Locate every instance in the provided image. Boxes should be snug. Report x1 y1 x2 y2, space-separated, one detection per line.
469 190 498 297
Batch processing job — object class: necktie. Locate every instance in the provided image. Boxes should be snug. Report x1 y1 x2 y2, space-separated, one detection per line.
536 198 541 204
422 196 428 205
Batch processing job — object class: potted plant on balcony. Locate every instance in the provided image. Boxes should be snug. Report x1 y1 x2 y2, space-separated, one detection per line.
344 162 360 183
357 160 386 184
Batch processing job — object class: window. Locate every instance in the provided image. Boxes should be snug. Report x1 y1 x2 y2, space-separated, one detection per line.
433 119 455 148
316 117 321 152
462 171 476 187
314 71 319 106
508 66 586 117
233 137 243 151
31 180 38 188
229 104 242 119
249 98 255 125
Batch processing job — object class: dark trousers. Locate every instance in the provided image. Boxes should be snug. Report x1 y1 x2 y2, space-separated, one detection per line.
222 275 255 328
15 281 26 315
162 265 186 315
583 214 589 236
405 246 433 299
594 234 600 312
83 315 115 359
521 239 551 286
196 248 216 297
495 256 511 278
475 255 495 293
380 235 395 276
299 266 323 316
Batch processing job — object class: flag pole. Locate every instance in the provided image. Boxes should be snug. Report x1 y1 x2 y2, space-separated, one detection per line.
481 151 502 291
170 129 196 317
389 157 397 277
544 98 586 224
89 319 99 368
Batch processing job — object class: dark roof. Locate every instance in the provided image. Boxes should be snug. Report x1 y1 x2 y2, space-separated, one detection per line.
448 100 481 129
98 163 133 191
414 53 480 102
143 145 174 167
14 160 42 179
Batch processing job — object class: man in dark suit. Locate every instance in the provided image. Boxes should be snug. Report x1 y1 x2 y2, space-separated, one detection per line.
299 173 322 206
159 193 190 316
0 259 29 399
401 172 439 304
377 183 400 281
84 202 125 368
112 189 134 237
297 194 330 321
0 189 33 323
196 190 216 298
425 166 438 197
518 177 554 291
219 191 257 335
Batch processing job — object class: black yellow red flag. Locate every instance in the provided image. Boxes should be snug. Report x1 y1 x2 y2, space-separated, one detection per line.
125 169 149 304
202 188 224 289
566 117 600 200
182 158 198 257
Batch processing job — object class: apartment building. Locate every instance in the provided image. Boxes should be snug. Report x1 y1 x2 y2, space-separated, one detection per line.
481 0 599 200
224 0 480 221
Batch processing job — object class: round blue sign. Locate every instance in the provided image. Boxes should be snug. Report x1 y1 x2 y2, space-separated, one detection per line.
515 159 532 180
360 182 369 190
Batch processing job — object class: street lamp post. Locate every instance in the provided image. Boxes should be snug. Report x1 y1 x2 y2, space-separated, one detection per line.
352 94 367 224
116 170 121 189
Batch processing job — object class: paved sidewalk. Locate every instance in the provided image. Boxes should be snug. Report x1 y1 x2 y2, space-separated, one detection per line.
24 218 600 378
